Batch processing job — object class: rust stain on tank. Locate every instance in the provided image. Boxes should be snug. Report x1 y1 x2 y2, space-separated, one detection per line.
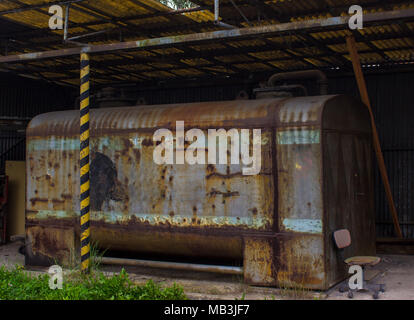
141 138 153 147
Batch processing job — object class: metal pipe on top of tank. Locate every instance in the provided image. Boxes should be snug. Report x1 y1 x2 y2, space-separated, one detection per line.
267 70 328 95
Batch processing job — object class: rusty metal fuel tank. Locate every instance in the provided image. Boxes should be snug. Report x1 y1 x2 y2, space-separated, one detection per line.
25 95 376 289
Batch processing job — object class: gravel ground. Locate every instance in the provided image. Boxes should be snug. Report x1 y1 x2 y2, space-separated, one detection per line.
0 240 24 268
1 240 413 300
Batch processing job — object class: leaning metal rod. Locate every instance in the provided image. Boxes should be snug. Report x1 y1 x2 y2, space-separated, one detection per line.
80 52 91 271
346 35 403 238
68 29 109 41
229 0 251 26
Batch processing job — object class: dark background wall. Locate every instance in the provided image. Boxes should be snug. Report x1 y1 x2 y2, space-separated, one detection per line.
331 72 414 239
0 72 75 172
0 70 412 239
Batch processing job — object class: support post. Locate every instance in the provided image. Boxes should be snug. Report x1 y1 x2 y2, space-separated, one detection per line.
346 35 403 238
214 0 219 21
63 4 70 41
80 52 91 271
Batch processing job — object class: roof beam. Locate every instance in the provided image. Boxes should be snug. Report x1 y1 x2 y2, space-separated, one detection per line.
37 45 414 82
5 24 413 59
0 0 87 15
1 8 414 63
1 0 411 40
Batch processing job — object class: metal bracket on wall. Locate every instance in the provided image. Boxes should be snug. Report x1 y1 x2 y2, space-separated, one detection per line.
63 3 88 47
214 0 237 29
346 35 403 238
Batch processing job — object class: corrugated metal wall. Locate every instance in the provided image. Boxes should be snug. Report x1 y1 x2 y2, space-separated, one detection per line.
0 74 75 117
135 84 248 105
330 72 414 239
0 72 75 173
0 71 412 239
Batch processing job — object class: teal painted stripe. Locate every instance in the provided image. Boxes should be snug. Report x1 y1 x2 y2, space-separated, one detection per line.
27 138 79 151
282 218 322 234
27 210 78 219
91 211 270 229
29 210 271 229
277 130 320 145
27 136 137 152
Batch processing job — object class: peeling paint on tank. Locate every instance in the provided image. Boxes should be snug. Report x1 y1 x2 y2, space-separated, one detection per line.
27 136 146 154
26 208 272 229
27 210 78 220
282 218 322 234
96 212 270 229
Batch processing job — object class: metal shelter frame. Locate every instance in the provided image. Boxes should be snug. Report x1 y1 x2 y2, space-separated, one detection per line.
1 6 413 269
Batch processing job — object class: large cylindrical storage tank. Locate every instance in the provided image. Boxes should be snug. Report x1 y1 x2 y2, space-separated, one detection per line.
25 95 376 289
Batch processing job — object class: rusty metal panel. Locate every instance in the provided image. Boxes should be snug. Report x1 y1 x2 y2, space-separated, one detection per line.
277 234 325 289
323 131 376 288
25 225 77 267
26 131 274 232
26 138 79 215
320 95 376 288
276 126 323 235
275 124 325 288
243 237 277 286
93 226 243 260
26 99 281 266
25 95 376 289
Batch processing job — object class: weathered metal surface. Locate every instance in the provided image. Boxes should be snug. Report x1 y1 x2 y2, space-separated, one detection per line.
275 97 327 288
2 8 414 63
92 219 245 260
4 71 413 240
277 127 323 234
26 95 376 289
277 234 325 289
323 130 376 288
243 237 277 286
27 133 275 231
25 225 77 267
26 99 281 268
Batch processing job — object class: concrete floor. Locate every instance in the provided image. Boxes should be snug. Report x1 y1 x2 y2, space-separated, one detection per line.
326 254 414 300
0 240 24 267
1 240 413 300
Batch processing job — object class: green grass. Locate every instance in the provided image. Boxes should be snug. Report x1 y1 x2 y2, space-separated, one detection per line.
60 241 106 272
0 266 187 300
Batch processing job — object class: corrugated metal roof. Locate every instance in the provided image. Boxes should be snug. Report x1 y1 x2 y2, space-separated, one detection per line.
0 0 413 86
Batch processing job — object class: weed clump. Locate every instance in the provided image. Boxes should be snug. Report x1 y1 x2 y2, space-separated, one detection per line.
0 266 187 300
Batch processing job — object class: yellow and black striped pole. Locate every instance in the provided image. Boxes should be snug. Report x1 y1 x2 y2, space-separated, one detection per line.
80 52 90 272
